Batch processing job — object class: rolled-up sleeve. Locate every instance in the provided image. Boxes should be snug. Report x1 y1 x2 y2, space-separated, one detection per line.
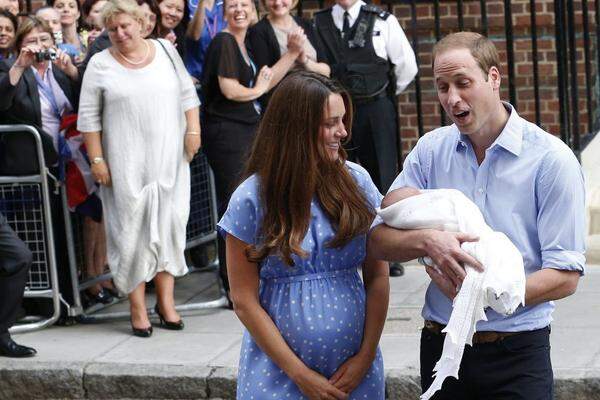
536 148 586 274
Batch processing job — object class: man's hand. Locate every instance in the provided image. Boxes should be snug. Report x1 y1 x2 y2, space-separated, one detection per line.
425 264 458 299
423 230 483 288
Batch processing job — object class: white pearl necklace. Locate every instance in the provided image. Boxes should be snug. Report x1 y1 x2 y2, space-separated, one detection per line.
116 39 150 65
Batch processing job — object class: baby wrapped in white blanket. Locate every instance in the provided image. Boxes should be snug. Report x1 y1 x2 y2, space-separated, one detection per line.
377 188 526 400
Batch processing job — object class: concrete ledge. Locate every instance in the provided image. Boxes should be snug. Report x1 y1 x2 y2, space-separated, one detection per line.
1 362 599 399
84 363 211 399
385 369 421 399
555 377 600 400
0 361 85 399
206 367 237 399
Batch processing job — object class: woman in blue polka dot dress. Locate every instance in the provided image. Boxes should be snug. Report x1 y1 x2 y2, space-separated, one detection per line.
218 71 389 400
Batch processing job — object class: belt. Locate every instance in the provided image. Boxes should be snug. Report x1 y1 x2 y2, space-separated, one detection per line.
424 320 521 344
352 90 389 105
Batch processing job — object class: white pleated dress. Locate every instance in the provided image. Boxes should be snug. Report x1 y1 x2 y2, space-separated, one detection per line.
77 39 200 294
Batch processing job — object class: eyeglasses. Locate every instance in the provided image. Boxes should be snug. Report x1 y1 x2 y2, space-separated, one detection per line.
22 34 53 46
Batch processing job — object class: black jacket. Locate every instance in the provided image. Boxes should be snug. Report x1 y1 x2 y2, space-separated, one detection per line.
0 59 79 173
247 16 327 108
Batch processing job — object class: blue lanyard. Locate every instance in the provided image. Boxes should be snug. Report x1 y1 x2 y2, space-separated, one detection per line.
33 68 71 180
33 69 63 119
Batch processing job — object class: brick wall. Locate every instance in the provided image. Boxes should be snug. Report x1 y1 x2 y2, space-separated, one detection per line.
300 0 599 159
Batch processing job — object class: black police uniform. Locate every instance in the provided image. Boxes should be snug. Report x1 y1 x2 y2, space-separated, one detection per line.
315 4 399 192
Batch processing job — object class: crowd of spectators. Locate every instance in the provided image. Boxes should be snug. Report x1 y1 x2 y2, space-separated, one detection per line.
0 0 416 335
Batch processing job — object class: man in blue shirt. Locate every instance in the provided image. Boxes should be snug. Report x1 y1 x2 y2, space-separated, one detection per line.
369 32 586 399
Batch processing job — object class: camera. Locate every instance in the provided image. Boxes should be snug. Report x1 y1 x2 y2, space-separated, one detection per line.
35 48 57 63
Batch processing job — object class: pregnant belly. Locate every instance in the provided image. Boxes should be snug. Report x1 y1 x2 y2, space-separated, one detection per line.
260 274 367 375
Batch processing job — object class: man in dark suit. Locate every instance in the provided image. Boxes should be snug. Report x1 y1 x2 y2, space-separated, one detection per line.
0 213 37 358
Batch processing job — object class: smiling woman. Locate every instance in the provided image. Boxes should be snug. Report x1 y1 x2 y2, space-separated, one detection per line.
77 0 201 338
53 0 87 61
156 0 189 56
0 9 16 60
247 0 330 109
200 0 273 305
219 71 388 399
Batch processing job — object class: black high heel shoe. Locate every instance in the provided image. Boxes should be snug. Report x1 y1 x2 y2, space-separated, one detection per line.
130 320 153 338
154 304 184 330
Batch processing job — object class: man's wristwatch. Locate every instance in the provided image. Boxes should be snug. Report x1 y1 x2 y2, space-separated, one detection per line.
91 157 105 165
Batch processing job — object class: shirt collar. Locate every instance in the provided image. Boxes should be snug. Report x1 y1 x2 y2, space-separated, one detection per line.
456 102 523 156
31 62 53 80
333 0 364 22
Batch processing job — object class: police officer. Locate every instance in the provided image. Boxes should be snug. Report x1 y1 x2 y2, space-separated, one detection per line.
314 0 417 193
314 0 417 276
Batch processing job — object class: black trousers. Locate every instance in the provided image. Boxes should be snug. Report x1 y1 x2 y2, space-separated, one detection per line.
202 119 258 292
420 326 554 400
0 214 33 334
346 95 398 193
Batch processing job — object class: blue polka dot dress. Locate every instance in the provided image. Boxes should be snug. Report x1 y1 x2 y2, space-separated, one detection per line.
218 161 386 399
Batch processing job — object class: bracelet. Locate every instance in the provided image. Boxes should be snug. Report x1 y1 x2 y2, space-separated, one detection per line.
185 131 200 136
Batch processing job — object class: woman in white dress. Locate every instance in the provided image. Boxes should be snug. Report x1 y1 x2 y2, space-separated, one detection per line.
78 0 201 337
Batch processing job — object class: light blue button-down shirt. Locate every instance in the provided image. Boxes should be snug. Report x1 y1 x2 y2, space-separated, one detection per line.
387 103 586 332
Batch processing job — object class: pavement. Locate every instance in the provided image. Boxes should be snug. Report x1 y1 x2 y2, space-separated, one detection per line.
1 263 599 400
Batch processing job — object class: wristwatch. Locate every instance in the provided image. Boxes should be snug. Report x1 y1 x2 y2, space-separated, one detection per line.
91 157 104 165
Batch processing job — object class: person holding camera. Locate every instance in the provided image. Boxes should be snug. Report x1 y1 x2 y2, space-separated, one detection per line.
0 17 78 144
0 16 79 169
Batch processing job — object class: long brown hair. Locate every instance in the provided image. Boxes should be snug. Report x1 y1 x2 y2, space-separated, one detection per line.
244 71 375 266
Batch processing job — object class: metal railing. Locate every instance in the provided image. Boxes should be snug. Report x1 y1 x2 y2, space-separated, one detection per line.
1 125 62 334
67 151 228 322
1 123 226 327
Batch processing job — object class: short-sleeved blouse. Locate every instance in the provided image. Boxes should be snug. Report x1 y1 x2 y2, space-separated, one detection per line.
218 161 386 399
201 31 260 125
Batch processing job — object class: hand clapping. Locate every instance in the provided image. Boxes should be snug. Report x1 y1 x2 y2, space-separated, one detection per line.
287 27 307 56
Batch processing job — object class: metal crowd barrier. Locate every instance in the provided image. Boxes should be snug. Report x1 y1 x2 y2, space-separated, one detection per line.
1 125 62 334
65 151 228 322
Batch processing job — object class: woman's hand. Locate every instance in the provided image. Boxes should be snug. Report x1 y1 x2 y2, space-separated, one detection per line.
254 66 273 95
165 31 178 46
329 352 373 394
293 368 348 400
14 44 40 69
52 48 78 80
297 50 309 65
287 27 306 56
91 161 111 187
184 132 201 162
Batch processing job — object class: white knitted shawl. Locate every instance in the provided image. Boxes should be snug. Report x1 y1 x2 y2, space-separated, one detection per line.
377 189 526 400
